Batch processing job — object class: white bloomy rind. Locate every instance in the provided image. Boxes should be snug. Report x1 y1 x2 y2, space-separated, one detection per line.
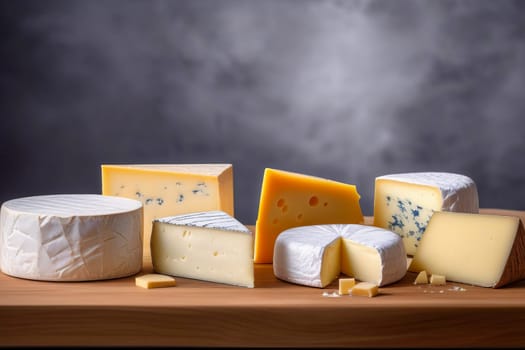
376 172 479 212
0 194 143 281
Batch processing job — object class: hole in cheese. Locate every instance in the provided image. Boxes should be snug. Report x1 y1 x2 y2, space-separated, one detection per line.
309 196 319 207
277 199 285 207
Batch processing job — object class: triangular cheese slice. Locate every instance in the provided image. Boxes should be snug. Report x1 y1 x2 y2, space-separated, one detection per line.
255 168 363 263
410 211 525 288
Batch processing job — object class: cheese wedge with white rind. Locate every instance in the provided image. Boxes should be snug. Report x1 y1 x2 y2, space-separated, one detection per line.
339 224 407 286
273 226 341 288
410 211 525 288
151 211 254 288
0 194 143 281
273 224 407 288
374 172 479 255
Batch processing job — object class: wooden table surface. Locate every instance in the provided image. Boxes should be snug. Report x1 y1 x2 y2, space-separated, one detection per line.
2 209 525 347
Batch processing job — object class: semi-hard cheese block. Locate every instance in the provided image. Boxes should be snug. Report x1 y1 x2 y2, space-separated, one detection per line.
273 224 406 288
410 211 525 288
151 211 254 288
373 172 479 256
101 164 234 258
255 168 364 263
0 194 142 281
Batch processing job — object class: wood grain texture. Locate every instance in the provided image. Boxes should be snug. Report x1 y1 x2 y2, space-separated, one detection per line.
1 209 525 347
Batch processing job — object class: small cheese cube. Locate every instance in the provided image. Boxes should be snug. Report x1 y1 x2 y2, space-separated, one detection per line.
255 168 364 263
101 164 234 258
351 282 379 297
338 278 356 295
373 172 478 256
430 274 446 286
414 270 429 285
410 211 525 288
136 274 176 289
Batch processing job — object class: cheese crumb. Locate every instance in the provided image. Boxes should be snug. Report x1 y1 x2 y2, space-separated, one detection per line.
413 270 428 285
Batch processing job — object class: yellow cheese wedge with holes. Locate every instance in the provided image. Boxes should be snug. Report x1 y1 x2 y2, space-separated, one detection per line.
255 168 364 263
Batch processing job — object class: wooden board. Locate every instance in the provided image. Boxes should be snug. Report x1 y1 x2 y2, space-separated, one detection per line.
2 208 525 347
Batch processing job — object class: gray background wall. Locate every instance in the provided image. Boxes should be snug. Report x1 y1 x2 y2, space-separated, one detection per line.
1 0 525 224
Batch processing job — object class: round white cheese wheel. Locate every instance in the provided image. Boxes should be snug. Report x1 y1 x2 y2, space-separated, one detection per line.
0 194 143 281
273 224 407 288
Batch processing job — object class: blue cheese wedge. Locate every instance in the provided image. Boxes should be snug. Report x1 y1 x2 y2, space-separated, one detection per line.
151 210 254 288
373 172 479 256
273 224 407 288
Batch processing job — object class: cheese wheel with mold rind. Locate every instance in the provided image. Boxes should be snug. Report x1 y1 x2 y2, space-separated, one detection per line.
0 194 143 281
273 224 407 288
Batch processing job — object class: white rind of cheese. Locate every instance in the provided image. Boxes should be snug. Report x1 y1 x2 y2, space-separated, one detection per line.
0 194 143 281
376 172 479 212
273 224 407 288
151 210 254 288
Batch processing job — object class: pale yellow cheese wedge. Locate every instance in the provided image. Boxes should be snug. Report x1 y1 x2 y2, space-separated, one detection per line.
413 270 429 285
410 211 525 288
255 168 364 263
151 211 254 288
136 274 176 289
101 164 234 258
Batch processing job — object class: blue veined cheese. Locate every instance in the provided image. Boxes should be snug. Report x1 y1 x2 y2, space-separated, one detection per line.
101 164 234 259
0 194 143 281
373 172 479 256
273 224 407 288
151 210 254 288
